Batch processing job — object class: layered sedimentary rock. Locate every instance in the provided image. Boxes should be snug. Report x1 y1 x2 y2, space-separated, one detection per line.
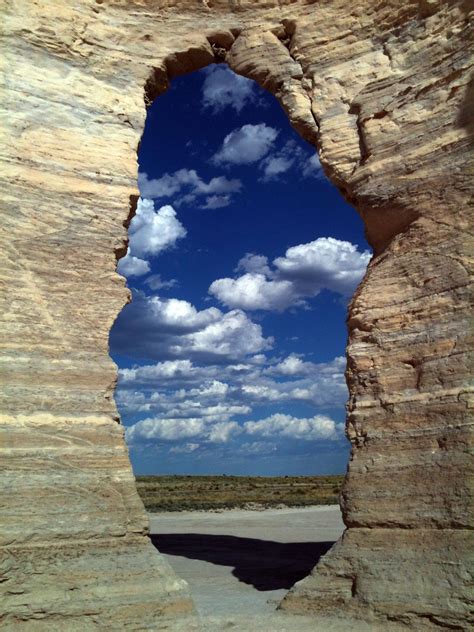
1 0 472 629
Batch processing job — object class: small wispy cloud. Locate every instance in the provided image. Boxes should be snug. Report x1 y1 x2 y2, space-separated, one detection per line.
201 65 257 113
138 169 242 209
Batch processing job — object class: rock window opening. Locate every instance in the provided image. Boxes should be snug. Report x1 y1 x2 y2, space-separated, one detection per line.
108 64 370 615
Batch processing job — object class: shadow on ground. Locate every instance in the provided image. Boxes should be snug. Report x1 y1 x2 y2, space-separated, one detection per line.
151 533 334 591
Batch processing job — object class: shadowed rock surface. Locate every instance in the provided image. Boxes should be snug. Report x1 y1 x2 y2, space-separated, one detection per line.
1 0 472 630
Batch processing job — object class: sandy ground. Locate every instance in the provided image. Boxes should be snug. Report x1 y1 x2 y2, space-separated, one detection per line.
149 505 345 619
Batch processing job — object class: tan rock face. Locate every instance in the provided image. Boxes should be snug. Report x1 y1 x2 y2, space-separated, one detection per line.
1 0 472 629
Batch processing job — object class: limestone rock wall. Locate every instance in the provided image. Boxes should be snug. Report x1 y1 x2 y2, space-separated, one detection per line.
1 0 472 629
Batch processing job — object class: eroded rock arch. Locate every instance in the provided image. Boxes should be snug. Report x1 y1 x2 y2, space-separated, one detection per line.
2 1 472 629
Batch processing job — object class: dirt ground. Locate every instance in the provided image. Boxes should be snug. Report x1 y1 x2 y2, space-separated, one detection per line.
149 505 344 619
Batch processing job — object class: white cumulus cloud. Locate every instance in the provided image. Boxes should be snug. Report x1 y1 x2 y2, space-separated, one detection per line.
118 198 186 278
119 359 194 384
111 292 273 363
274 237 371 297
119 352 348 456
208 421 241 443
117 354 347 414
269 354 346 378
271 354 307 376
126 411 344 447
212 123 278 165
209 237 371 311
244 413 344 441
185 309 272 358
126 416 242 445
117 251 150 277
235 253 272 276
142 296 221 332
128 198 186 258
127 417 206 442
209 273 295 312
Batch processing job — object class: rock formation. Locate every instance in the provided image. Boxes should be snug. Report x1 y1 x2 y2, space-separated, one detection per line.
1 0 472 629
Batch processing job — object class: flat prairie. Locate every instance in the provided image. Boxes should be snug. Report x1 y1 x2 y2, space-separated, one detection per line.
136 475 343 512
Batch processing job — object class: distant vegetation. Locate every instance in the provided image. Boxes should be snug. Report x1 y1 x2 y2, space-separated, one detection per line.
135 475 344 512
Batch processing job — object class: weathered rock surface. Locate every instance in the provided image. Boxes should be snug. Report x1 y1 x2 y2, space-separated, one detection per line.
1 0 472 629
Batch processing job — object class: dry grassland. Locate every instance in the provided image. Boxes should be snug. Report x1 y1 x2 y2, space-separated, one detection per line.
136 475 344 512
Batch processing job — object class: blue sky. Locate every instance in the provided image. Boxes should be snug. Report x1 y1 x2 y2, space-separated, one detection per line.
109 65 371 476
